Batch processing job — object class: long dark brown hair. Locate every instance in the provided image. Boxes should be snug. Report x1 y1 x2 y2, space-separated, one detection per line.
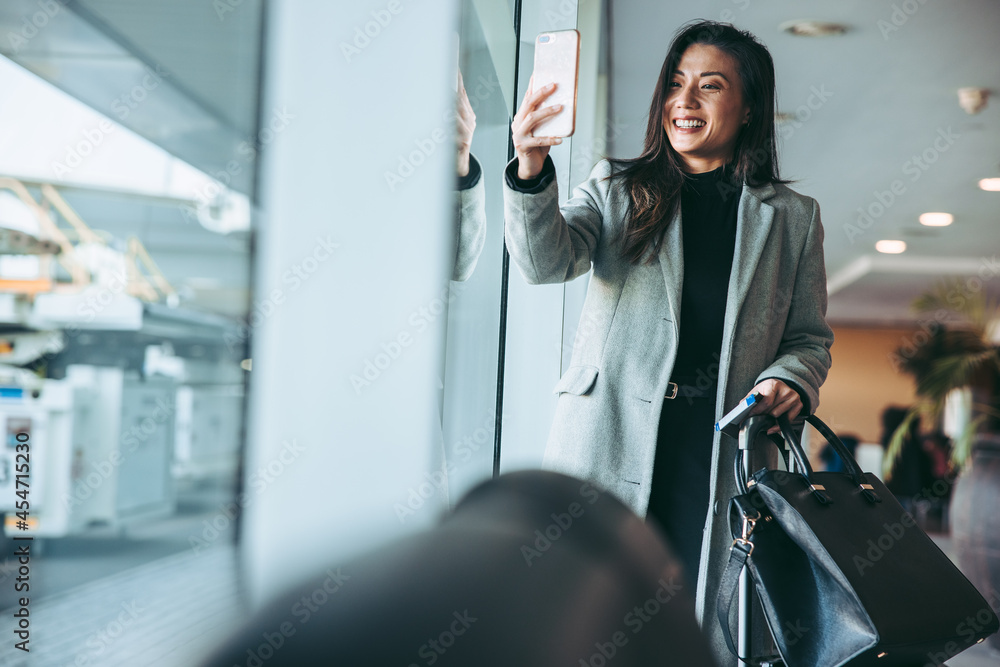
608 20 788 264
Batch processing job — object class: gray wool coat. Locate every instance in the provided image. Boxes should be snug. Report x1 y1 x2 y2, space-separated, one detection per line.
501 156 834 664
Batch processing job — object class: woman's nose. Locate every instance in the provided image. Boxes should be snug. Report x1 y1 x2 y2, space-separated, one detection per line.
674 84 697 108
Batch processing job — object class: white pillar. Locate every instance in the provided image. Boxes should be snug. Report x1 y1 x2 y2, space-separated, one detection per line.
244 0 460 605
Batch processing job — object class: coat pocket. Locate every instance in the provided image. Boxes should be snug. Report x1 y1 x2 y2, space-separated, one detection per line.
552 365 599 396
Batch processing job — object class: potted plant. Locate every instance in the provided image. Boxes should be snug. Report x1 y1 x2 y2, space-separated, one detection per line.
886 278 1000 652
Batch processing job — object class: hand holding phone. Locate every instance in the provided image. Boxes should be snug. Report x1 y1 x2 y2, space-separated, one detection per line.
510 30 580 180
531 29 579 138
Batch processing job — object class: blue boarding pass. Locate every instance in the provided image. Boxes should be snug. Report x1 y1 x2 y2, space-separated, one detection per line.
715 393 760 438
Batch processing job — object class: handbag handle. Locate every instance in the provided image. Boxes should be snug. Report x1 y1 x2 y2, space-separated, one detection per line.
778 414 882 504
804 414 881 503
734 415 814 496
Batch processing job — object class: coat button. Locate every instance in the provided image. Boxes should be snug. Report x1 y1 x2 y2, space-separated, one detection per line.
713 500 719 516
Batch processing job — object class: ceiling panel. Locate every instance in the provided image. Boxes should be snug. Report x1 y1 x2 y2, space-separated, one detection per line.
0 0 263 196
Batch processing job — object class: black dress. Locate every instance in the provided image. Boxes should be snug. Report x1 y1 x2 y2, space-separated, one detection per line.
646 166 740 589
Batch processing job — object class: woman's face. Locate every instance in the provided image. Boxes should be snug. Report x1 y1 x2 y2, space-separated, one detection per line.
661 43 750 173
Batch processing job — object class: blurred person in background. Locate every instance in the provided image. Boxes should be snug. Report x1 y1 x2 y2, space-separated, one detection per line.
881 405 934 517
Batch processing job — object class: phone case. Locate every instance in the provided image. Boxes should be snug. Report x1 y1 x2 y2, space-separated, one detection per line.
532 29 580 138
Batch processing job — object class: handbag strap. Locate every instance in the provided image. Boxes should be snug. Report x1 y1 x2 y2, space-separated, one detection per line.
717 539 753 660
717 515 782 666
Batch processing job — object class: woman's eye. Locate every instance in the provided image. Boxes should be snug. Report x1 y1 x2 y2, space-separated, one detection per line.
668 81 681 88
702 83 719 90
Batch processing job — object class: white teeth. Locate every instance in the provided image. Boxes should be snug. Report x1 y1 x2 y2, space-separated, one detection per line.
674 119 706 128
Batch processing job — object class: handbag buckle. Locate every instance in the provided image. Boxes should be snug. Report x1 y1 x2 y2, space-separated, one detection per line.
741 511 760 539
732 510 760 556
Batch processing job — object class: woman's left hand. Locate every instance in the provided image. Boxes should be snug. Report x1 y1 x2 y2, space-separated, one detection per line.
745 379 802 434
456 71 476 177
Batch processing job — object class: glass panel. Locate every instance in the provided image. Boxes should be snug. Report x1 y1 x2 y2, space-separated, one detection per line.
498 0 588 472
0 1 256 659
441 2 517 501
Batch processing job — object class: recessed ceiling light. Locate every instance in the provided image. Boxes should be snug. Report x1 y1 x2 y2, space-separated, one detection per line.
876 240 907 254
979 178 1000 191
779 20 849 37
919 212 953 227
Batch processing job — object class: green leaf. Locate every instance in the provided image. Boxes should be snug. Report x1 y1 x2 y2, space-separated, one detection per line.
915 349 997 400
951 414 986 470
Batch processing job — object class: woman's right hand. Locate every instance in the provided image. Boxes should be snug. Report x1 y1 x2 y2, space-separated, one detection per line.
511 75 564 180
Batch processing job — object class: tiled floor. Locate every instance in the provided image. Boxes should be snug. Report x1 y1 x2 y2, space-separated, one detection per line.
0 545 242 666
948 641 1000 667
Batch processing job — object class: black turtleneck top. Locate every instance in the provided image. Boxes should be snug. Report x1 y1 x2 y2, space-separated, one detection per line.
669 166 741 390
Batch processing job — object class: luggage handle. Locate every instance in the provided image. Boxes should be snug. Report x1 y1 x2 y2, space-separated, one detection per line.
734 415 814 496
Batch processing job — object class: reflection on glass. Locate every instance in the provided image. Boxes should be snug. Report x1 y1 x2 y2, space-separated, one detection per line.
452 70 487 282
440 2 518 504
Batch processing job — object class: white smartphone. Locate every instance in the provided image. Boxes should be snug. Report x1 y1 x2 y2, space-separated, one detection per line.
531 29 580 138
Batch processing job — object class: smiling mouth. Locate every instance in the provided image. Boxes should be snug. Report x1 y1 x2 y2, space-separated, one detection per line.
673 119 706 128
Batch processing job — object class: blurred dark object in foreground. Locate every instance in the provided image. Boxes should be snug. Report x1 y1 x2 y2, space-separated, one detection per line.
202 470 714 666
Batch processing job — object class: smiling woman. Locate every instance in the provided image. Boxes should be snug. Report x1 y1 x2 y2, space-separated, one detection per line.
662 43 750 173
499 19 834 665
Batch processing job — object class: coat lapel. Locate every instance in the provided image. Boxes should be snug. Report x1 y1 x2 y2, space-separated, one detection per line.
726 183 776 329
714 182 776 415
656 183 776 333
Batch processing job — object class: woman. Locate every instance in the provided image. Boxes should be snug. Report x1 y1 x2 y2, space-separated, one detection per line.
503 20 833 661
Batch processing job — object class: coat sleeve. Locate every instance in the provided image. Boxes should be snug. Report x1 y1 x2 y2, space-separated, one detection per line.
452 155 488 282
754 198 834 414
502 156 612 285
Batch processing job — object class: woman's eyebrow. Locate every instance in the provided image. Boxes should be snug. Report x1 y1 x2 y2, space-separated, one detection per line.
699 70 730 81
672 69 730 83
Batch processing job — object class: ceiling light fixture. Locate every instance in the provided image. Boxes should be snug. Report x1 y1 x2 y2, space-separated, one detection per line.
979 178 1000 191
875 240 907 254
779 20 849 37
919 212 953 227
958 87 989 115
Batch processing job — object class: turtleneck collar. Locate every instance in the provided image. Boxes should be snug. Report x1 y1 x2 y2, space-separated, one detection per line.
682 164 734 198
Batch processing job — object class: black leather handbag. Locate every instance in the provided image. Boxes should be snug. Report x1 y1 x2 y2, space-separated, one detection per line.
717 414 999 666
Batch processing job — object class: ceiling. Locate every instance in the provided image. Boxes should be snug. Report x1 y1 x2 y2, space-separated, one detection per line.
608 0 1000 326
0 0 264 196
0 0 262 318
0 1 996 326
